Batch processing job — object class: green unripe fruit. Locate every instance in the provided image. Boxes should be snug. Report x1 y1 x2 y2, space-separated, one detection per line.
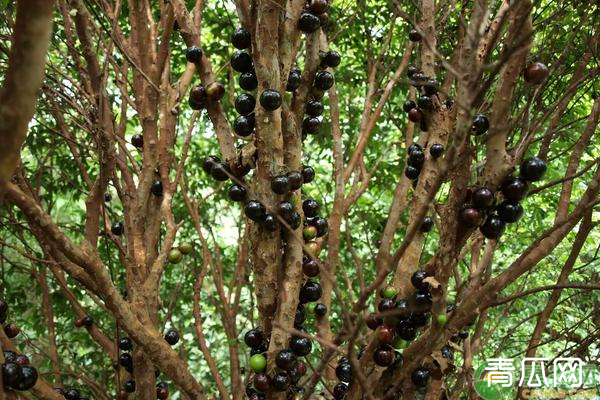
382 286 397 299
305 302 317 315
249 354 267 373
168 249 183 264
393 337 408 349
436 314 448 326
303 226 317 241
178 242 193 255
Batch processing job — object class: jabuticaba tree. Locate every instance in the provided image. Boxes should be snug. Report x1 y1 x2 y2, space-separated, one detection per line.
0 0 598 399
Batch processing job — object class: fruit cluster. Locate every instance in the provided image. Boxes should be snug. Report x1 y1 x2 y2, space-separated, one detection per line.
402 64 441 132
460 156 547 239
2 350 37 392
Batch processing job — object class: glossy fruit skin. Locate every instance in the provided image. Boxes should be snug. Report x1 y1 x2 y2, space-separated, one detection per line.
299 281 322 303
408 28 422 42
520 156 547 181
411 367 431 387
300 167 315 186
404 166 420 180
408 149 425 168
298 12 321 33
424 79 440 95
271 175 291 194
373 345 395 367
397 322 417 341
314 71 334 90
210 162 230 181
278 201 295 220
227 184 247 202
408 108 423 122
441 345 454 360
2 362 22 388
206 82 225 100
302 199 320 218
287 171 303 190
164 329 179 345
275 349 297 370
4 323 20 337
302 117 321 135
305 100 324 117
189 85 207 110
524 62 549 84
131 134 144 148
314 303 327 317
244 328 263 349
231 27 251 49
271 373 290 391
496 201 523 223
309 0 329 14
302 258 319 277
15 365 37 390
403 100 417 113
335 362 352 383
119 336 132 351
111 221 124 236
119 353 133 369
411 270 429 290
420 216 434 232
249 354 267 373
235 93 256 116
429 143 444 158
472 113 489 135
290 336 312 356
233 115 255 137
64 388 81 400
201 155 220 174
323 51 341 68
310 217 328 237
124 380 136 393
472 187 495 209
378 325 396 344
417 95 433 110
501 176 529 202
287 68 302 92
259 89 282 111
245 201 266 222
262 214 278 232
81 316 93 328
333 383 348 400
149 180 163 197
461 207 481 227
378 298 396 312
407 65 419 78
239 71 258 91
185 46 203 63
231 51 253 73
480 215 506 239
253 373 270 392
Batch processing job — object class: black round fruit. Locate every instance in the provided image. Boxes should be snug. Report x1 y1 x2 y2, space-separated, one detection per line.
239 71 258 91
151 180 163 196
323 51 341 68
294 304 306 327
412 367 431 387
501 176 529 202
262 214 278 232
314 303 327 317
408 28 422 42
231 27 251 49
131 134 144 148
271 373 290 391
228 184 247 202
245 201 266 222
417 95 433 110
275 349 297 370
397 322 417 341
124 380 136 393
305 100 324 117
411 313 430 328
298 12 321 33
373 345 394 367
16 365 38 390
302 166 315 183
472 114 489 135
290 336 312 356
378 298 396 312
411 270 428 290
244 328 264 349
119 336 132 351
202 155 220 174
414 290 432 311
405 166 420 180
287 68 302 92
302 199 319 218
210 162 230 181
233 115 255 137
111 221 124 236
82 315 93 327
164 329 179 345
420 216 434 232
520 156 547 181
333 383 347 400
496 201 523 223
299 281 322 303
189 85 207 110
424 79 440 95
64 388 81 400
302 117 321 135
287 171 303 190
472 187 494 209
119 353 133 369
408 150 425 168
271 175 290 194
461 207 481 227
230 51 253 73
185 46 203 63
311 217 328 237
278 201 295 220
3 351 16 363
259 89 282 111
235 93 256 116
314 71 334 90
2 362 22 388
335 362 352 383
403 100 417 113
480 215 505 239
407 65 419 78
429 143 444 158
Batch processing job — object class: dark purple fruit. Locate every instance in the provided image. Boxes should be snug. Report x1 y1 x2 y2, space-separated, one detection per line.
441 345 454 360
429 143 444 158
411 270 428 290
15 365 37 390
311 217 328 237
131 134 144 148
234 93 256 116
472 187 494 209
373 345 394 367
294 305 306 327
480 215 505 239
287 68 302 92
206 82 225 100
64 388 81 400
244 328 264 349
335 362 352 383
302 199 319 218
407 65 419 78
231 27 251 49
524 62 549 84
314 303 327 317
228 184 247 202
124 380 136 393
302 166 315 183
424 79 440 95
151 180 163 196
287 171 303 190
278 201 295 220
408 149 425 168
202 155 220 174
420 216 434 232
302 117 321 134
210 162 230 181
2 362 22 388
233 115 255 137
302 259 319 277
472 113 489 135
366 314 383 330
403 100 417 113
496 201 523 223
15 354 29 366
111 221 124 236
461 208 481 227
239 71 258 91
271 175 291 194
378 298 396 312
271 373 290 391
275 349 297 370
397 322 417 341
253 374 270 392
231 51 253 73
3 351 16 363
119 353 133 369
314 71 334 90
408 108 422 122
417 95 433 110
520 156 546 181
298 12 321 33
261 214 278 232
288 211 301 229
410 313 429 328
185 46 203 63
412 367 431 387
309 0 329 14
408 29 422 42
378 325 395 344
245 201 266 222
119 337 132 351
299 281 322 303
81 316 93 328
323 51 341 68
333 383 347 400
290 336 312 356
164 329 179 345
405 166 420 180
259 89 282 111
305 100 324 117
501 176 529 202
